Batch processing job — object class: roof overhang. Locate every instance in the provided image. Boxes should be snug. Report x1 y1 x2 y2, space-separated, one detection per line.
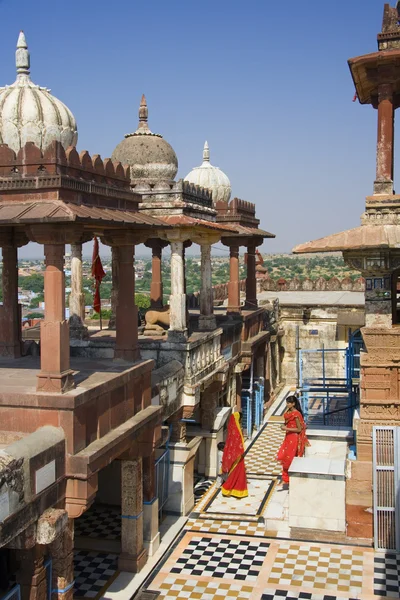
348 49 400 105
293 224 400 254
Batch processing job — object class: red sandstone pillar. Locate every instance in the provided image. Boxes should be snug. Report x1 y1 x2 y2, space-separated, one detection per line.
227 244 240 313
37 244 74 393
115 244 139 362
375 83 394 193
0 245 21 357
245 240 258 309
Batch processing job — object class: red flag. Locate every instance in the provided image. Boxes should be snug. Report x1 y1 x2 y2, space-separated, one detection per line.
91 236 105 313
352 91 358 102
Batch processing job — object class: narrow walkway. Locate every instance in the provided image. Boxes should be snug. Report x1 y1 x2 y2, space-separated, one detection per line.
136 394 398 600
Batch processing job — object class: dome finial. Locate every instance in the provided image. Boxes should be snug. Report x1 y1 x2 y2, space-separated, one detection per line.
203 140 210 163
136 94 151 134
16 31 30 78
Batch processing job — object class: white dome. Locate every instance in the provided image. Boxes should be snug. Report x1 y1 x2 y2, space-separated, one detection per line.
0 32 78 154
184 141 231 204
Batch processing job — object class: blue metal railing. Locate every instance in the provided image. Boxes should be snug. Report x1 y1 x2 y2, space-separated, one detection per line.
1 585 20 600
154 425 171 519
44 558 52 600
241 377 264 438
298 331 363 428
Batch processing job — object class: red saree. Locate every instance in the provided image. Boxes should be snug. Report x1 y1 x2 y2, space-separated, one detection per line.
277 409 310 484
221 413 248 498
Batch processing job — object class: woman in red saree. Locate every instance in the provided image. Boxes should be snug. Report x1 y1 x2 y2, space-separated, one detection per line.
221 412 248 498
277 395 310 485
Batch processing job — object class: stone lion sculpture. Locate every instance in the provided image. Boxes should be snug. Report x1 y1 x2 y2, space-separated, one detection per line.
145 306 170 330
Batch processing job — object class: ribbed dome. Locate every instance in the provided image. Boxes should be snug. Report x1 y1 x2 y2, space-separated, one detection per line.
112 95 178 183
0 32 78 154
184 141 231 204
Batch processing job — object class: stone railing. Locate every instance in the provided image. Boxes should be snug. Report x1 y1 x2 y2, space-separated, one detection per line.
184 330 224 387
258 275 365 293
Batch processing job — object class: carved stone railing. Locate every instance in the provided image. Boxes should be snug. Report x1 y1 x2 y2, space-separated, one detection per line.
184 329 224 387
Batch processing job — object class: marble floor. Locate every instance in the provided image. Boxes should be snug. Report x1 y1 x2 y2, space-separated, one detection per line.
144 532 381 600
139 395 400 600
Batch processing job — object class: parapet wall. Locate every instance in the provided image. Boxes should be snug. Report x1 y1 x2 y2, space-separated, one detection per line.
0 141 131 188
258 275 366 293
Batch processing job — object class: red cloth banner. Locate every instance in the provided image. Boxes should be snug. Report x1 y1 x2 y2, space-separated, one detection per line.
91 236 106 313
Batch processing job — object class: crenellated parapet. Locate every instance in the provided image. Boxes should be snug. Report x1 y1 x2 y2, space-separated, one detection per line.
215 197 260 228
0 140 143 207
0 140 131 187
134 178 213 209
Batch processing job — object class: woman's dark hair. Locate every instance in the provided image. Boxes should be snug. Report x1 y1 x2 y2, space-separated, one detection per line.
286 394 304 417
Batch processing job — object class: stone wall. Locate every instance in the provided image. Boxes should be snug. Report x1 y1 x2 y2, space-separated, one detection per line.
258 275 365 293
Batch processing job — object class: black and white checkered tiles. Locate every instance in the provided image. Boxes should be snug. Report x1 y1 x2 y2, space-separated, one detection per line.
170 536 269 581
74 504 120 540
74 550 118 598
374 552 400 598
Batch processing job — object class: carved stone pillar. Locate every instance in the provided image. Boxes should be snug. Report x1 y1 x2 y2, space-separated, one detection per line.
145 239 167 309
37 243 74 393
245 240 258 309
227 242 240 313
374 83 394 194
49 519 74 600
199 243 217 331
69 243 88 339
143 451 160 556
0 244 21 357
119 457 147 572
108 246 119 330
168 238 187 340
16 544 47 600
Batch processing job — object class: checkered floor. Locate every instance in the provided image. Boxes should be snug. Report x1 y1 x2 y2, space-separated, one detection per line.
245 422 284 477
261 592 358 600
156 578 254 599
186 517 266 537
170 536 269 581
268 543 364 594
374 552 400 598
74 504 120 540
74 550 118 598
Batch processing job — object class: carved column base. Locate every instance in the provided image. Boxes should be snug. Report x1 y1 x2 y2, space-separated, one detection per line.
36 370 75 393
167 329 188 343
68 315 89 340
118 548 148 573
374 179 393 195
198 315 217 331
0 340 21 358
114 347 141 362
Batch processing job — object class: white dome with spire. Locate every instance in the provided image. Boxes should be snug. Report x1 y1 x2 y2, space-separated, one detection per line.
0 32 78 153
184 141 231 204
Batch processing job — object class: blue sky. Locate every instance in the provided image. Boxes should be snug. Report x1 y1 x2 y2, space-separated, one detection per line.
0 0 389 257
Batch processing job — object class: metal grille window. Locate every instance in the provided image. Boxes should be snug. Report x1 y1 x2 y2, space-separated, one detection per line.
373 426 400 552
